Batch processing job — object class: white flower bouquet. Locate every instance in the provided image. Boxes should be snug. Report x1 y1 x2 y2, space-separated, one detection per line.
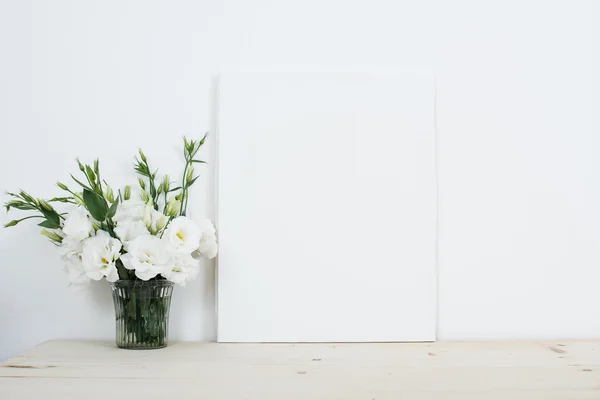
4 135 217 286
4 136 217 348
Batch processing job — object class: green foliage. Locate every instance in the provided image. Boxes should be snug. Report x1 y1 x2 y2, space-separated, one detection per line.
5 200 35 212
85 165 96 183
3 191 59 229
70 174 93 192
134 150 159 209
38 219 60 229
4 136 211 250
107 198 119 219
49 197 75 204
82 189 108 221
178 133 208 216
39 212 60 228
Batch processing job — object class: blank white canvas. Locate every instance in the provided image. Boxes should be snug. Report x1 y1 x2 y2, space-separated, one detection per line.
217 71 436 342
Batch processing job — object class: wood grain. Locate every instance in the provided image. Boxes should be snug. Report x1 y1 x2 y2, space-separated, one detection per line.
1 341 599 399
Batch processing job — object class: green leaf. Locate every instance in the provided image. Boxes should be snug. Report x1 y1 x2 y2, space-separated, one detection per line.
134 158 150 176
71 174 93 191
187 176 199 187
106 198 119 219
82 189 108 221
38 219 61 229
191 159 207 164
40 207 60 225
85 165 96 183
13 204 35 210
167 186 182 192
198 132 208 146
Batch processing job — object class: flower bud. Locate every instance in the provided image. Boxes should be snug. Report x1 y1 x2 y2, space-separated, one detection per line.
38 199 53 211
94 159 99 173
5 200 23 211
155 215 167 232
140 190 150 203
105 185 114 203
57 182 69 191
40 229 63 243
124 185 131 200
77 158 85 171
186 165 194 184
85 165 96 182
3 220 18 228
138 178 146 190
157 183 163 195
165 196 180 217
19 191 34 203
138 149 147 162
163 175 170 192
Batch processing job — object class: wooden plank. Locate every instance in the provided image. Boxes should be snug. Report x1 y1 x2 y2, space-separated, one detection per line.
1 341 599 399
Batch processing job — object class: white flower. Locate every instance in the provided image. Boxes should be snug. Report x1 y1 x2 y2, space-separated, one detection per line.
120 235 171 280
197 219 218 259
58 236 91 286
114 219 149 250
162 254 200 286
63 256 91 287
143 205 168 234
58 235 84 258
113 199 146 222
81 231 122 282
163 216 202 254
62 207 94 241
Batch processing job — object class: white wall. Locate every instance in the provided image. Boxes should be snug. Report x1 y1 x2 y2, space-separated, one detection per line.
0 0 598 360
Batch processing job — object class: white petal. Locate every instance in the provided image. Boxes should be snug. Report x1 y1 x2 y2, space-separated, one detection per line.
105 265 120 282
86 270 104 281
114 200 146 222
62 207 94 241
120 254 136 270
135 268 159 281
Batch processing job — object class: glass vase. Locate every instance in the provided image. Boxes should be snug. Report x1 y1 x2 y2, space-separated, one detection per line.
109 280 174 350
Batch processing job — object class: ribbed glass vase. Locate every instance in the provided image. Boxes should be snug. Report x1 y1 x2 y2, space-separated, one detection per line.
109 280 174 350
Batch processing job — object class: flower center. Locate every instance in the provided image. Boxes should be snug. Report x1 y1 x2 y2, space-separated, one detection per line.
176 231 185 241
101 257 109 264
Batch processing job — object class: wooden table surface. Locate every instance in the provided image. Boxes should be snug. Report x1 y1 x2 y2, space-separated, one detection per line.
1 340 599 399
